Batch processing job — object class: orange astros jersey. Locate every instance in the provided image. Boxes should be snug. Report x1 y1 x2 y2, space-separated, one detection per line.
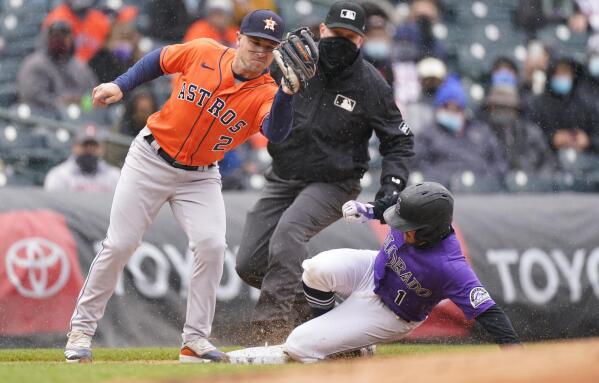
147 38 278 166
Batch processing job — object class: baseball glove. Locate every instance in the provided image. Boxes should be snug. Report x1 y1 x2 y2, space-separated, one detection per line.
273 28 319 94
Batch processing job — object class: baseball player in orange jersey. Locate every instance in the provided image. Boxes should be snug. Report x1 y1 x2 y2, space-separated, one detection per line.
64 10 302 364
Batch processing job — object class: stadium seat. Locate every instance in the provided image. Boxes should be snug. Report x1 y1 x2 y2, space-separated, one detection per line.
557 149 599 174
0 58 20 84
0 13 43 40
1 0 49 15
0 36 36 58
0 83 17 107
449 171 504 194
536 25 589 62
504 171 556 193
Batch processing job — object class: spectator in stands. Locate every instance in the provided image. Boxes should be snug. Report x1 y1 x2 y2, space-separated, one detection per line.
515 0 580 38
44 125 120 192
17 22 97 113
184 0 238 46
529 57 599 154
570 0 599 33
489 57 520 89
483 86 555 177
145 0 189 42
362 15 395 86
578 34 599 110
394 0 446 62
522 40 551 102
401 56 446 135
484 57 534 117
116 87 158 137
43 0 111 62
414 75 506 188
89 19 142 83
232 0 279 26
219 150 248 191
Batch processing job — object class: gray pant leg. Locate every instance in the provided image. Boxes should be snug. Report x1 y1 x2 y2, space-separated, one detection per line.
236 169 303 289
252 179 361 323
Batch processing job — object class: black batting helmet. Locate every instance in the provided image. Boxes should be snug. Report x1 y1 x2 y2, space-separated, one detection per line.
383 182 454 246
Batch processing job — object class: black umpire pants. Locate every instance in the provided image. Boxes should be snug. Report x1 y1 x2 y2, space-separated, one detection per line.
236 167 361 327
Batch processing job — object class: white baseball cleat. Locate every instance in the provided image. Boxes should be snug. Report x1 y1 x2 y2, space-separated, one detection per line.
64 330 93 363
179 338 229 363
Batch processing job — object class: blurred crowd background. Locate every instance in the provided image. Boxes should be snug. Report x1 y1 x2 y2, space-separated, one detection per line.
1 0 599 193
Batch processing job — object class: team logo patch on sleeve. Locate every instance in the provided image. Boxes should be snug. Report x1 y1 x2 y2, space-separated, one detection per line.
469 287 491 308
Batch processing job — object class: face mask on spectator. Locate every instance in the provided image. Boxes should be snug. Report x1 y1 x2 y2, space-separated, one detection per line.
550 75 573 95
489 109 518 127
48 36 73 59
589 57 599 78
436 109 464 133
363 39 391 60
319 37 358 75
112 41 134 62
491 68 518 87
76 153 100 175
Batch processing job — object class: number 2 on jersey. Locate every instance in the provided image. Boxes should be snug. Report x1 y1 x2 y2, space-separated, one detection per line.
395 290 406 306
212 135 233 151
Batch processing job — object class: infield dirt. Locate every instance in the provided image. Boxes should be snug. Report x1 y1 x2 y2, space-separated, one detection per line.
186 338 599 383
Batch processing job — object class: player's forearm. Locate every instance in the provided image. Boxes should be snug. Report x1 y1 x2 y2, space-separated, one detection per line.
475 304 521 345
113 48 164 94
261 87 293 143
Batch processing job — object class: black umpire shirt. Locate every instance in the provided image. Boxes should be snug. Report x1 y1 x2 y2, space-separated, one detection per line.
268 52 414 184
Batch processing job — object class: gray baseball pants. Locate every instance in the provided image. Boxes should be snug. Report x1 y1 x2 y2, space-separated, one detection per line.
70 128 226 343
236 168 361 324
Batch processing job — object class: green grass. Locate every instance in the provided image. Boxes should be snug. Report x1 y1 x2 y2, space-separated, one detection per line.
0 344 478 383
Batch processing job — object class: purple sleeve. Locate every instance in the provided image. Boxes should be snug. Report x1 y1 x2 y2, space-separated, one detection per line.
113 48 164 94
261 87 293 143
444 263 496 320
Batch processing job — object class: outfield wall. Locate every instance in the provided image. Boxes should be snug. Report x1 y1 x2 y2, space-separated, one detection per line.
1 189 598 347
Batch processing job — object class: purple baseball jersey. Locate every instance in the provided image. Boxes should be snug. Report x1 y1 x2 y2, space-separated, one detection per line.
373 229 495 322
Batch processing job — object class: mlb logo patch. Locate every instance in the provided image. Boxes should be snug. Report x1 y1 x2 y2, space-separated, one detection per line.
340 9 356 20
334 94 356 112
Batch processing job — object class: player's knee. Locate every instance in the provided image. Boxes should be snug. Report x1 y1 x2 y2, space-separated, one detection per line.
284 326 321 363
271 220 303 244
103 236 141 262
191 236 226 260
301 255 334 291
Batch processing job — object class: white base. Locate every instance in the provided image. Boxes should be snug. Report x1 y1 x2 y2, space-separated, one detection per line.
179 354 213 364
226 345 289 365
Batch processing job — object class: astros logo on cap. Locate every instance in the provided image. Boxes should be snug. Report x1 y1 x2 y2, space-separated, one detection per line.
263 17 277 31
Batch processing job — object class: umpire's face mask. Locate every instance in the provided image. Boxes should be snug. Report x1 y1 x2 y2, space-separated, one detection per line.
318 37 358 75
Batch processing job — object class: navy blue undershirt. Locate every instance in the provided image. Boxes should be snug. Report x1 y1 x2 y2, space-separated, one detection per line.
112 47 292 143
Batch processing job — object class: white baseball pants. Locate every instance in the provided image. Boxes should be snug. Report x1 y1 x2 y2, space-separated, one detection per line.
70 127 226 343
285 249 422 362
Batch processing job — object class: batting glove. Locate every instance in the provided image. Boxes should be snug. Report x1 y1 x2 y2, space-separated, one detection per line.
342 200 374 223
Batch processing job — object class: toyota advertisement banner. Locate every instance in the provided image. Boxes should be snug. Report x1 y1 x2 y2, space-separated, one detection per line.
1 189 598 347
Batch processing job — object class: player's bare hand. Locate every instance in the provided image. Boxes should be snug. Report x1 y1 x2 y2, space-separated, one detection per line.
92 83 123 107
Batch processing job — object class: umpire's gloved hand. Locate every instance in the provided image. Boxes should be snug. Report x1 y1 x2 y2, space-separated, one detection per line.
342 201 374 223
375 176 404 200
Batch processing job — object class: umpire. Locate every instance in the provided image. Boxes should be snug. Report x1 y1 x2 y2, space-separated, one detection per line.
236 1 414 344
